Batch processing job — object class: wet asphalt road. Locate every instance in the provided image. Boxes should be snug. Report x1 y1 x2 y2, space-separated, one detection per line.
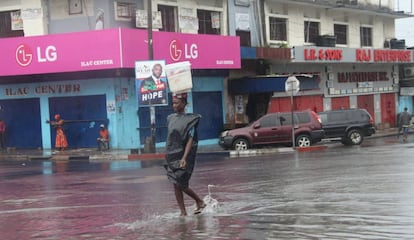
1 135 414 239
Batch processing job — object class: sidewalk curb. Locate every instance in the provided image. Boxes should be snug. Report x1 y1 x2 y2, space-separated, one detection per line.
0 128 400 161
128 153 165 161
296 145 328 152
230 147 295 157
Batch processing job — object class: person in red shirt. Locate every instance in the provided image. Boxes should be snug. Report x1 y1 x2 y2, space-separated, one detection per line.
0 119 6 149
97 124 110 151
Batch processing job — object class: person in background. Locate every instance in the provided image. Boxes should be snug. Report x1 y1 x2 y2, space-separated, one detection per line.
47 114 68 151
164 93 205 217
0 119 6 149
97 124 110 151
398 107 412 143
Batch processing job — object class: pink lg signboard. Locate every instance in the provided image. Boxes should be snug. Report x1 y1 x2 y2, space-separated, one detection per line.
154 30 241 69
1 29 123 76
120 28 241 69
0 28 240 76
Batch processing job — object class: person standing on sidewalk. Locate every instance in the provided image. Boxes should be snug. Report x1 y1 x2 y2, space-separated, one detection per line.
164 93 205 217
47 114 68 151
398 107 412 143
0 119 6 149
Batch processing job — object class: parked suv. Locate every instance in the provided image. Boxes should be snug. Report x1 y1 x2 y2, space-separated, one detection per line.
219 110 324 150
318 108 376 145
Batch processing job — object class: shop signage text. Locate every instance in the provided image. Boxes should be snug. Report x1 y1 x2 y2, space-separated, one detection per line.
304 48 343 61
294 46 414 63
1 29 240 76
4 84 81 96
169 39 198 61
356 49 411 63
16 44 57 67
337 72 388 83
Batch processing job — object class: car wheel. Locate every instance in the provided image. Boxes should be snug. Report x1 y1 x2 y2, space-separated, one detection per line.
233 138 249 150
347 129 364 145
296 134 311 147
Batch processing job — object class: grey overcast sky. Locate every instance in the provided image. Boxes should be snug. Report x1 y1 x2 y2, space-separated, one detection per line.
395 0 414 47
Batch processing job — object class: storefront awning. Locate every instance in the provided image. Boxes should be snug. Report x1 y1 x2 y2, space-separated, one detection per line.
229 76 287 94
228 75 320 94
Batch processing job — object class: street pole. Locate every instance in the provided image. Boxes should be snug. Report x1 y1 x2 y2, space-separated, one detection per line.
147 0 156 153
147 0 153 60
290 86 295 148
285 76 299 148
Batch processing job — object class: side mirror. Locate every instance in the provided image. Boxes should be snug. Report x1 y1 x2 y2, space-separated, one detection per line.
253 123 261 129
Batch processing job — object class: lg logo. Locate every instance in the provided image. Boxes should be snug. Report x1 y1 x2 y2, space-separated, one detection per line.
16 44 33 67
15 44 58 67
169 39 198 62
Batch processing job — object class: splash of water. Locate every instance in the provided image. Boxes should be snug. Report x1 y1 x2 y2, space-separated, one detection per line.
202 184 219 213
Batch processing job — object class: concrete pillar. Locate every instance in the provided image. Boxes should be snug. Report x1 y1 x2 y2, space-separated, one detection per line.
21 0 48 36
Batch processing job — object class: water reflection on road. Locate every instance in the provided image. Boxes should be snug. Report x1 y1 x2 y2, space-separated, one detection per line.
1 137 414 239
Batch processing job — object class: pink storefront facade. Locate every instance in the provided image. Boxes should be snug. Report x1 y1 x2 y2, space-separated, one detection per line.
0 28 240 149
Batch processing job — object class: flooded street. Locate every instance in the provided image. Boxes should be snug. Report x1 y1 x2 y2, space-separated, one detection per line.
1 136 414 239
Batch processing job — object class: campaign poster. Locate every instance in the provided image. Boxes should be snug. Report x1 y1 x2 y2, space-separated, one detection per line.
135 60 168 107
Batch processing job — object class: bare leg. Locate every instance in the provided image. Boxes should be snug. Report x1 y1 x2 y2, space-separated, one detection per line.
174 184 187 216
182 187 205 209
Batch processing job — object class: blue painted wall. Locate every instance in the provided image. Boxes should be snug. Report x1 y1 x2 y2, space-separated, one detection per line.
0 78 139 149
0 74 226 149
398 96 413 113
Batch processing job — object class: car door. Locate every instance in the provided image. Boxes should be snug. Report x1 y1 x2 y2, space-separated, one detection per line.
277 113 294 142
322 111 348 137
251 114 279 145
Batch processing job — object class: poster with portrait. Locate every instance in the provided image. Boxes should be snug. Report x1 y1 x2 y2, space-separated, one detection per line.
135 60 168 107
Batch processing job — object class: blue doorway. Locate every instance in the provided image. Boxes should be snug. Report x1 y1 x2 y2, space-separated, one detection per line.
193 91 223 140
138 93 173 144
138 91 223 144
0 98 42 148
49 95 107 148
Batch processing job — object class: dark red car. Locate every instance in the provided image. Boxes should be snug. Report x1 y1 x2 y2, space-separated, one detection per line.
219 110 324 150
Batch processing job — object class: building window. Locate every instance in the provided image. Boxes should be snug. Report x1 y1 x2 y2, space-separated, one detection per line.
269 17 287 41
360 26 372 47
236 30 251 47
158 5 176 32
114 1 136 21
197 9 220 35
0 10 24 38
334 24 347 45
304 21 319 43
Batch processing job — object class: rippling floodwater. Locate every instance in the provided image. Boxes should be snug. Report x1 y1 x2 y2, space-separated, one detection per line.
1 137 414 239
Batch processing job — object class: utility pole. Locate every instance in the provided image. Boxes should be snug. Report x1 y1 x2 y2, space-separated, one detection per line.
145 0 156 153
147 0 153 60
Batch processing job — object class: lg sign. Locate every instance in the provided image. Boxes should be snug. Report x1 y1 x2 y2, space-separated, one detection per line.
169 39 198 62
15 44 57 67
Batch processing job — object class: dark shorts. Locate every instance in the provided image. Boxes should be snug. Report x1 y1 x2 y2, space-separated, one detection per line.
402 126 410 134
